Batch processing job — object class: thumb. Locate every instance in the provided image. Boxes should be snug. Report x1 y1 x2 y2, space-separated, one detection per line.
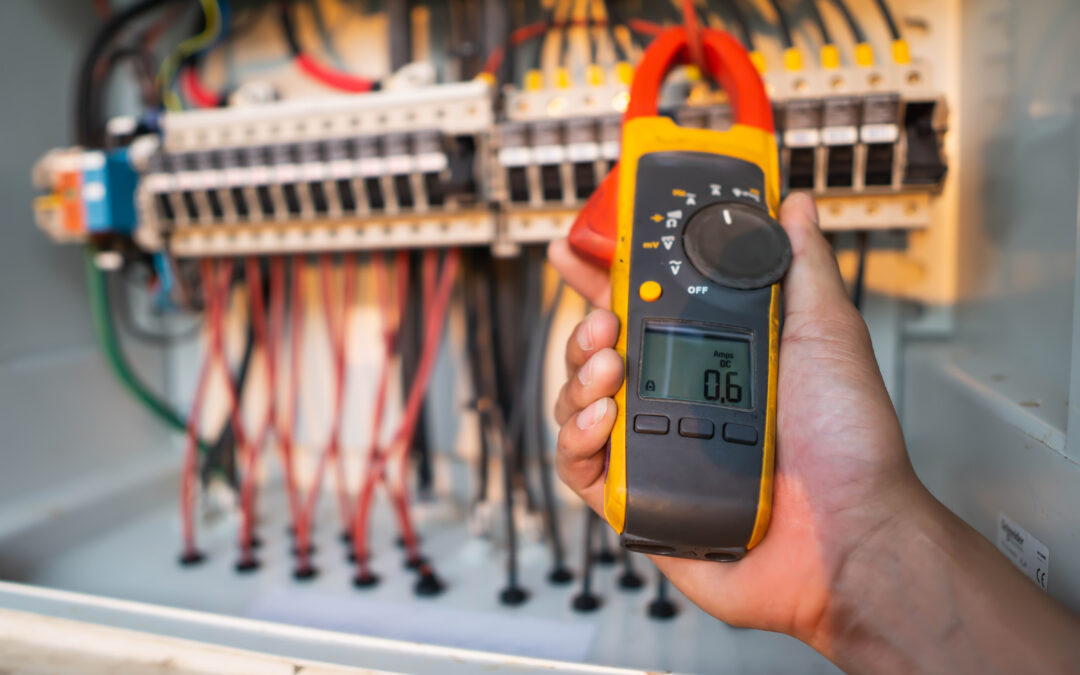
777 193 851 319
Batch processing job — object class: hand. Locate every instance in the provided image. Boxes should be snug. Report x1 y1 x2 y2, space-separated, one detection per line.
547 193 928 648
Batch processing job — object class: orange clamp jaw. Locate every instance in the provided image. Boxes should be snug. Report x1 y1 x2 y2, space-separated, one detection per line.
568 27 775 268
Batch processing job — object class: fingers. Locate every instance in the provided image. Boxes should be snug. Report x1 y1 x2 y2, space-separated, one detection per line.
556 397 617 511
564 308 620 376
777 193 853 321
554 347 625 425
547 238 612 309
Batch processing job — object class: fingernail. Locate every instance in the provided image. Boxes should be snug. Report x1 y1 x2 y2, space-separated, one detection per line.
578 356 594 386
577 399 609 430
577 313 595 351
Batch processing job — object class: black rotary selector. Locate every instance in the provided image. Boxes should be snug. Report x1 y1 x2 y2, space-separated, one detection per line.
681 202 791 290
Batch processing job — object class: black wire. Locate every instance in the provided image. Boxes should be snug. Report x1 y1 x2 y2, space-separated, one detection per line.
466 250 525 597
579 510 597 596
852 231 869 311
827 0 866 44
103 45 159 109
872 0 901 40
532 280 568 575
656 569 669 602
765 0 794 49
718 0 754 50
75 0 179 147
401 251 433 497
602 1 629 62
278 0 303 56
463 256 491 506
806 0 833 45
200 321 256 488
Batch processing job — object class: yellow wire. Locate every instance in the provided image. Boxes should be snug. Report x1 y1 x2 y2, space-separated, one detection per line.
157 0 224 112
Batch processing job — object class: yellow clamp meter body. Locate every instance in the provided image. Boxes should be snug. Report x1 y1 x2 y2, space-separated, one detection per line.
571 28 790 562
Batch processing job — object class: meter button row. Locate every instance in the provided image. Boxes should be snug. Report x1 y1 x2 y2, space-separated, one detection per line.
677 418 714 439
722 423 759 446
633 414 670 435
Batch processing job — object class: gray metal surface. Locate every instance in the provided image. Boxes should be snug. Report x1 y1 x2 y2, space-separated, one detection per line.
0 1 175 505
901 0 1080 611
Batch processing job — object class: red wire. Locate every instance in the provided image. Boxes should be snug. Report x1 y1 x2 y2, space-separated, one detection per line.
281 257 310 565
681 0 706 72
290 255 359 564
179 259 235 557
268 257 302 530
237 257 273 555
627 18 665 37
350 251 409 568
317 254 356 531
181 65 222 109
352 249 460 571
296 53 376 93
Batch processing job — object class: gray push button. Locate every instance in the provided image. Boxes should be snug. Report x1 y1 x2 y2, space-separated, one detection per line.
633 414 670 435
723 423 758 445
678 418 715 439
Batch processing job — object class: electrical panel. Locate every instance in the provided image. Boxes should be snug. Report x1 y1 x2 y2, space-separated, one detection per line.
17 1 1076 674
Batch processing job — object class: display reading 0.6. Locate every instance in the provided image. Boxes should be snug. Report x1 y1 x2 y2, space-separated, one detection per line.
638 324 752 409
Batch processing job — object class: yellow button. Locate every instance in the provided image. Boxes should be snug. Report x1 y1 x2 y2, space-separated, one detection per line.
639 281 662 302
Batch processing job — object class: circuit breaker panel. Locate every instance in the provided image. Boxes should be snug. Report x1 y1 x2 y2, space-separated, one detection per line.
8 0 1031 672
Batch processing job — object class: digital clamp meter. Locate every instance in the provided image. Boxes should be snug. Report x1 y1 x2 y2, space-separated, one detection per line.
569 28 791 561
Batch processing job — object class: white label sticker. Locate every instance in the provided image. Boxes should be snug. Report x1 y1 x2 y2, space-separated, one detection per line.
822 126 858 146
498 147 532 167
997 513 1049 591
534 145 566 165
861 123 899 144
783 128 821 148
567 143 600 163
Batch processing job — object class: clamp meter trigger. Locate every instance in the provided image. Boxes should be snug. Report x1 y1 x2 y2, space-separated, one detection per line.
568 27 791 562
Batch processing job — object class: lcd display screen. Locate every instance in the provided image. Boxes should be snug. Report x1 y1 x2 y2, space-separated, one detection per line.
638 324 752 409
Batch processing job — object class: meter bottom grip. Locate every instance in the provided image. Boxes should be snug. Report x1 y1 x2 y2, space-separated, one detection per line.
621 533 748 562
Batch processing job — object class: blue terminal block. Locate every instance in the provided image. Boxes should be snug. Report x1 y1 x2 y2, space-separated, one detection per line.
80 149 139 235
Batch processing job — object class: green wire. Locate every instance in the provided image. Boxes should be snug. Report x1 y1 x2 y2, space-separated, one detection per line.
84 248 209 455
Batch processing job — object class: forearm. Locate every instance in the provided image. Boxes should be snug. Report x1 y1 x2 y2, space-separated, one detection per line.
817 488 1080 674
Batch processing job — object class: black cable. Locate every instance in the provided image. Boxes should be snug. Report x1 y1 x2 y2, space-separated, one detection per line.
278 0 303 56
718 0 754 51
872 0 901 40
806 0 833 45
531 280 571 583
102 45 159 109
605 0 645 51
572 510 602 611
648 569 678 619
401 251 434 498
602 1 629 62
200 321 256 489
852 231 869 311
75 0 179 147
463 256 491 507
466 251 528 605
765 0 794 49
617 547 643 589
827 0 867 44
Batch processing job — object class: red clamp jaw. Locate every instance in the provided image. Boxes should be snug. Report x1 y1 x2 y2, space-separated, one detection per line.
567 27 775 268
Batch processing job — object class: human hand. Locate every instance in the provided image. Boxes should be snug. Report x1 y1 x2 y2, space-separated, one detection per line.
547 193 929 650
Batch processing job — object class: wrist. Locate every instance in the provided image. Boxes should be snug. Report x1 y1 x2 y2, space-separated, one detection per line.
807 482 949 671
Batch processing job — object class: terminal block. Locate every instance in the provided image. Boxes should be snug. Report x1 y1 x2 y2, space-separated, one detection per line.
136 81 494 256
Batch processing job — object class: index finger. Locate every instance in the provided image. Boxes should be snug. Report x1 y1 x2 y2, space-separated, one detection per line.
547 238 611 309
